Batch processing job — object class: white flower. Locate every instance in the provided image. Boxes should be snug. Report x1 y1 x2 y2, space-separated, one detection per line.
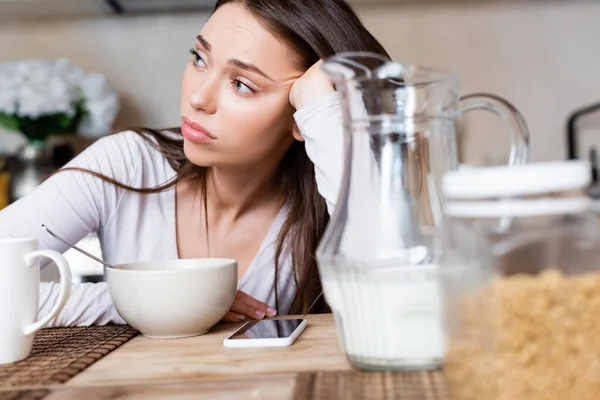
78 91 120 138
0 63 20 115
77 72 120 138
0 58 119 138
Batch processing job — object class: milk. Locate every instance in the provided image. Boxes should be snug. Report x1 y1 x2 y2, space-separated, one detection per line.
321 263 444 370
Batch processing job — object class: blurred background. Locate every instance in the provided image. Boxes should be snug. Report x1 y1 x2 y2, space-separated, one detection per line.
1 0 600 280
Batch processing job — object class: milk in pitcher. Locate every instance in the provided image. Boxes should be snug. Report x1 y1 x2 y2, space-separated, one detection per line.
321 263 444 370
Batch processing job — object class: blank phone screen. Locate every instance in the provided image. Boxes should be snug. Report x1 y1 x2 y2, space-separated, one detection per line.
228 319 304 340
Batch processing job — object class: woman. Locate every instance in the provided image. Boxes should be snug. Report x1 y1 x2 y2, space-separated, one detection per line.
0 0 389 326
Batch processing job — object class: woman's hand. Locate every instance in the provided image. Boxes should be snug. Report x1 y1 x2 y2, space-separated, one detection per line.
289 60 335 111
221 290 278 322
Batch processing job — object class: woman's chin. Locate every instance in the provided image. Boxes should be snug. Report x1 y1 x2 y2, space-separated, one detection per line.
183 141 216 167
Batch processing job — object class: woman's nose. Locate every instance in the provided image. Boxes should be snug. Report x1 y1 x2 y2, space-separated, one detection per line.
188 74 219 114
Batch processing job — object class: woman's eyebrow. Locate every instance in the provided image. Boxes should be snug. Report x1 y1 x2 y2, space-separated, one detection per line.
196 34 275 82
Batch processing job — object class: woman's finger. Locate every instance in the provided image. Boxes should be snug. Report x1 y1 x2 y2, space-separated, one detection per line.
230 290 277 319
236 290 278 317
221 311 246 322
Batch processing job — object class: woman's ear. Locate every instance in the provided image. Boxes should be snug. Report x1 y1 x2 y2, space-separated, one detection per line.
292 122 304 142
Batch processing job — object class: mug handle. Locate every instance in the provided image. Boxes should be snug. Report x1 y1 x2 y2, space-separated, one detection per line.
23 250 72 336
458 93 531 165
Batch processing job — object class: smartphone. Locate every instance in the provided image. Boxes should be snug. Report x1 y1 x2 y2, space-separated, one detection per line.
223 318 308 348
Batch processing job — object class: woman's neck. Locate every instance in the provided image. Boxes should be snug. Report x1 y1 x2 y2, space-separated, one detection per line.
204 161 284 221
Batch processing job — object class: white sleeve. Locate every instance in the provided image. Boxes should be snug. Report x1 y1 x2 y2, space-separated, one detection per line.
0 131 142 249
294 92 344 215
40 282 125 327
0 131 143 327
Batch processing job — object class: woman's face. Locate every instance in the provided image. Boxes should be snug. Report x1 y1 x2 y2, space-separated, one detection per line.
180 3 304 169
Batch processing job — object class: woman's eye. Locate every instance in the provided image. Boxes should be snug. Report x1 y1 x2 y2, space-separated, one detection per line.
188 48 206 67
232 79 255 96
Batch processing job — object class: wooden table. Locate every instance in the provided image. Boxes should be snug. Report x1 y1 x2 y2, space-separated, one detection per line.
4 315 448 399
20 314 351 399
67 314 349 388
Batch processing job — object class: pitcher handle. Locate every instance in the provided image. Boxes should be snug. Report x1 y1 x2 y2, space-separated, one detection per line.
458 93 530 165
23 250 72 335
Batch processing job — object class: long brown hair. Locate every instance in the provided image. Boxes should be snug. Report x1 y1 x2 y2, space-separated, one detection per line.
64 0 389 315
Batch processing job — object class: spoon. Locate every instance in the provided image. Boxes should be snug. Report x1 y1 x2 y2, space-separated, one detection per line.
41 224 115 269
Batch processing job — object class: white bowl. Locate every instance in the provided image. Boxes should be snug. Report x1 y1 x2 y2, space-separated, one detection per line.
106 258 237 339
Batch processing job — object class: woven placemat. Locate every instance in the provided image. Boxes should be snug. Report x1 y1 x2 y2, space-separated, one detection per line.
0 325 138 399
294 370 449 400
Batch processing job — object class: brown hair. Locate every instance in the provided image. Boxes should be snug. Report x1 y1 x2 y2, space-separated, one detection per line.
64 0 389 315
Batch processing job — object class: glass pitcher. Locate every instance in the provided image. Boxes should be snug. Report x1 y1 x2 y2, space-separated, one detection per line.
316 52 530 371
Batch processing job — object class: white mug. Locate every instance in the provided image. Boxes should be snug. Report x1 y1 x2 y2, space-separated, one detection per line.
0 238 71 364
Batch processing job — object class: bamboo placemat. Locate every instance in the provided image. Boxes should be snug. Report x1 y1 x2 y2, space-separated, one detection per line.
293 370 450 400
0 325 138 399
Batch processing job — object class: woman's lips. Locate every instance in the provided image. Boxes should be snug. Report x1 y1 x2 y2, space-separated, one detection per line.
181 117 216 144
